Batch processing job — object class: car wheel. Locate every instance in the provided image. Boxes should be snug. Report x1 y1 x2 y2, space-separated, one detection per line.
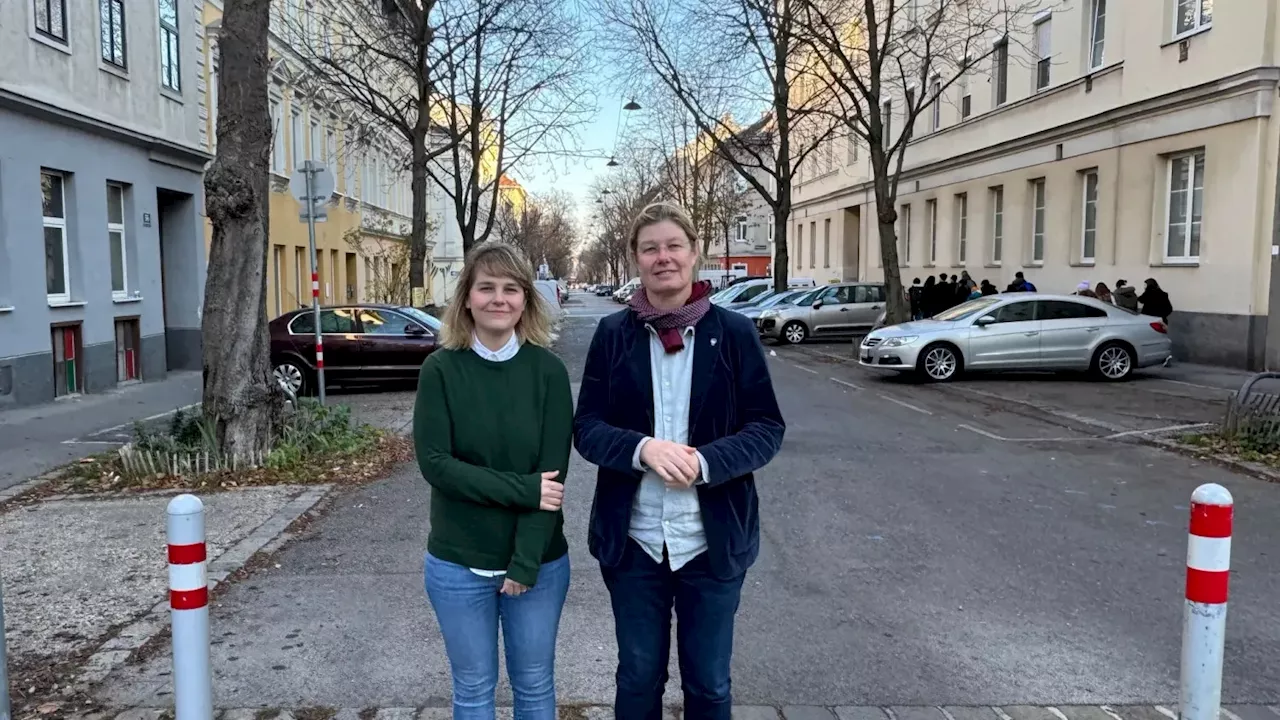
781 321 808 344
273 359 311 396
1092 342 1135 381
917 343 961 382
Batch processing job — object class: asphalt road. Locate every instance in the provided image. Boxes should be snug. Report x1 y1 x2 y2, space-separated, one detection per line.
100 292 1280 708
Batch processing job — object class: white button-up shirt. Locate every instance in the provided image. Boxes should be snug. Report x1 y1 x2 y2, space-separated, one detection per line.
629 325 712 571
467 332 520 577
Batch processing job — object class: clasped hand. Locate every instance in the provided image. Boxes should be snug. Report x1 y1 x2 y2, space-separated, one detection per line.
640 438 701 489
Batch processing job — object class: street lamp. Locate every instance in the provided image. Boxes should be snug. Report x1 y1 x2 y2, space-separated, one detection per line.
623 98 642 111
606 156 619 167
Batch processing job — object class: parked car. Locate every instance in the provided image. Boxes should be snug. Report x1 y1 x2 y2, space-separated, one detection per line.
613 278 640 302
758 282 886 344
858 294 1172 382
711 278 774 308
269 304 443 395
737 288 816 321
594 285 616 296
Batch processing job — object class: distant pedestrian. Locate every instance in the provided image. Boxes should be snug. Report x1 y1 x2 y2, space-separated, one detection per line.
1139 278 1173 324
921 276 938 317
414 241 574 719
574 202 785 720
909 278 923 320
980 279 997 296
1074 281 1098 298
1114 279 1139 311
1006 271 1036 293
1094 282 1114 304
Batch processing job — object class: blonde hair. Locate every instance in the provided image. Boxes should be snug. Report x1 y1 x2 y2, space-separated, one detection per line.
439 241 554 350
629 202 701 256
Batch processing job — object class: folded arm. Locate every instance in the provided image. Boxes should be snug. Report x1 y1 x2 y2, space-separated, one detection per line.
508 361 574 586
413 360 541 509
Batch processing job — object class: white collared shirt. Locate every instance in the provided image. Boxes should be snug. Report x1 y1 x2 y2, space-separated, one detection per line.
628 325 711 571
467 331 521 577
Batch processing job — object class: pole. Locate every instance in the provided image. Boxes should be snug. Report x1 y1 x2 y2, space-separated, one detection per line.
305 163 326 404
1180 482 1233 720
167 494 212 720
0 575 11 720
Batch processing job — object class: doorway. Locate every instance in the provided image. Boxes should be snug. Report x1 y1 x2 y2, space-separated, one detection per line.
157 189 200 371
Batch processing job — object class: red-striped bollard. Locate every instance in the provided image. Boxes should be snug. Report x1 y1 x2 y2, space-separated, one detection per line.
167 494 212 720
1180 483 1233 720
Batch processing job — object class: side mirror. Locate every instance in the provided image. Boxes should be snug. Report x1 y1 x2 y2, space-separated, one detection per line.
812 300 824 309
975 315 996 327
405 324 428 337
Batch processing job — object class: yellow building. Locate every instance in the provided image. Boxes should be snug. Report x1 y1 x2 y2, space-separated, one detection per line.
200 0 415 318
792 0 1280 369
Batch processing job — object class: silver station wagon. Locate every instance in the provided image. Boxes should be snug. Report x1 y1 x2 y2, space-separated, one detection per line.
758 282 886 344
858 294 1173 382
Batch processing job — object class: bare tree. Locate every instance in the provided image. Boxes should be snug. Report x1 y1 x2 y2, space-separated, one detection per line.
597 0 842 291
202 0 279 456
590 140 667 283
797 0 1044 322
498 190 579 278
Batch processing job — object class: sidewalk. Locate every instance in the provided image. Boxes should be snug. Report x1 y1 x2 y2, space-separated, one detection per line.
0 371 202 491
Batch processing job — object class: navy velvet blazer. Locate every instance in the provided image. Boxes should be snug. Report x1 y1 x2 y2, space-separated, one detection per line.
572 304 786 580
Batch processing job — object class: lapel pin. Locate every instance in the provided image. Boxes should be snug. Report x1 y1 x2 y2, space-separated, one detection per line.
710 338 718 346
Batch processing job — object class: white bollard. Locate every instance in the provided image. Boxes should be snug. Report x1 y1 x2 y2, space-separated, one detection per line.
1180 483 1233 720
167 494 212 720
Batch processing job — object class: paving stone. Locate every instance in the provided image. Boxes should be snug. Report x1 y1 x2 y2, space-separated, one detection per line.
891 708 948 720
944 707 999 720
218 710 258 720
583 708 616 720
837 709 890 720
1003 707 1059 720
374 710 418 720
1111 707 1169 720
332 710 362 720
733 708 781 720
1056 708 1115 720
113 711 166 720
1227 707 1280 720
783 708 838 720
414 710 453 720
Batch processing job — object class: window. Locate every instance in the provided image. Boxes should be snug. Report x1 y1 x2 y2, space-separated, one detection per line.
1038 300 1107 321
854 285 885 303
310 119 322 162
1175 0 1211 37
1166 151 1204 261
114 318 140 382
294 246 305 308
34 0 67 42
768 216 775 241
1034 18 1052 91
107 183 128 298
291 106 305 169
795 224 803 269
881 100 892 147
325 129 336 171
993 39 1009 106
958 56 972 119
955 193 968 263
847 135 858 164
159 0 181 92
737 216 748 242
343 141 357 194
1030 178 1046 263
51 324 82 396
990 186 1004 264
809 222 816 269
1088 0 1106 69
273 245 284 316
42 172 70 303
992 302 1035 324
271 99 284 173
330 249 339 303
926 199 938 263
291 309 358 335
899 204 911 264
929 76 941 132
100 0 126 68
359 309 420 335
823 219 831 268
316 251 326 302
208 56 218 150
1081 171 1098 262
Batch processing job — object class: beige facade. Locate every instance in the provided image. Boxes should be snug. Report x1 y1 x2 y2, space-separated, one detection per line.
792 0 1280 368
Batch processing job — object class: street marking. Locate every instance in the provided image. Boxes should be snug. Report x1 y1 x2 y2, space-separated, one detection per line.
991 708 1015 720
791 364 819 374
879 394 932 415
958 423 1006 440
60 440 127 446
1103 422 1214 439
1154 708 1179 720
1099 708 1127 720
63 402 201 445
830 377 863 390
1153 377 1232 393
957 424 1090 443
1047 708 1071 720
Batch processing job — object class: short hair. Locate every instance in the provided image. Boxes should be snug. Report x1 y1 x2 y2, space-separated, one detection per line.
439 241 554 350
629 202 701 256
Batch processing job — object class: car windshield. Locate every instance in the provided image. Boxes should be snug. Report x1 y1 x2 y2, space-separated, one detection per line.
759 291 799 308
402 307 443 331
792 288 822 305
931 296 1004 321
741 289 777 307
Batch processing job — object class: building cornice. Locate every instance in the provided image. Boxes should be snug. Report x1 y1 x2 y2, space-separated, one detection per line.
794 64 1280 212
0 87 212 166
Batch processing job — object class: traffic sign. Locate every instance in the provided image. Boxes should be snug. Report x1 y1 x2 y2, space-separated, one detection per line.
291 161 334 223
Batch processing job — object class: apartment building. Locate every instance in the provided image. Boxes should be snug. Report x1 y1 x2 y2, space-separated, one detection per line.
0 0 210 408
793 0 1280 369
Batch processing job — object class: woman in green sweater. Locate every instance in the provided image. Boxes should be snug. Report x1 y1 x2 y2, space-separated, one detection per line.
413 242 573 719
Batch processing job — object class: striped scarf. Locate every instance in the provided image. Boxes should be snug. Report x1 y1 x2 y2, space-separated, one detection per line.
628 280 713 353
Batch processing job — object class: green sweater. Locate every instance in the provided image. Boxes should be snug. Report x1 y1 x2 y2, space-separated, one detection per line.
412 343 573 586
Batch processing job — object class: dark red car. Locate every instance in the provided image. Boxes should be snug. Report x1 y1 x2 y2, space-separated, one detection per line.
269 304 443 395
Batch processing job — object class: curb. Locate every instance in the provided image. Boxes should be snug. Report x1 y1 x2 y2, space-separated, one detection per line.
67 704 1280 720
71 484 333 692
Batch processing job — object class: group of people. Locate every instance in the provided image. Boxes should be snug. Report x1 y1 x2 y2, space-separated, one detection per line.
906 271 1175 324
413 202 785 720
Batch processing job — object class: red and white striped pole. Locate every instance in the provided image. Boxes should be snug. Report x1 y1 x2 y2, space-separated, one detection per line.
1180 483 1233 720
311 268 326 404
167 494 212 720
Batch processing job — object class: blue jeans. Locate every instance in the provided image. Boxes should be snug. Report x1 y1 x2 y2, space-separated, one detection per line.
424 552 571 720
600 540 746 720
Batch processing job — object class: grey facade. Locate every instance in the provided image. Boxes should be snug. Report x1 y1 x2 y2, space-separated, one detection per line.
0 0 209 409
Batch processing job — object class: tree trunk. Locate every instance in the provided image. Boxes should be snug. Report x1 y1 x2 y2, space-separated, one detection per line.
409 96 431 306
201 0 279 458
874 172 909 325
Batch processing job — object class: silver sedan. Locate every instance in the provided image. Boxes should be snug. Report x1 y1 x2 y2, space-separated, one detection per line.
858 294 1173 382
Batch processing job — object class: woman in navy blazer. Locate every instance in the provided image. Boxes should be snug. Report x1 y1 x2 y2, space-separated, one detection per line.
573 202 785 720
